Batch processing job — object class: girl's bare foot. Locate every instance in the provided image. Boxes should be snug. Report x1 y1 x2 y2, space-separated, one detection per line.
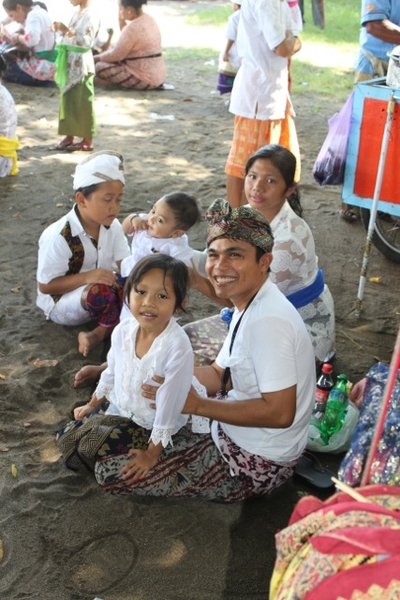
73 363 106 388
78 326 110 357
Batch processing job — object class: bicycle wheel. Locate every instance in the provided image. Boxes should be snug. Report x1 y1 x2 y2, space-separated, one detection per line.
360 208 400 263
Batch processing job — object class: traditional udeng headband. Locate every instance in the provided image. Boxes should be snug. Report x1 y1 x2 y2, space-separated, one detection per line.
73 150 125 190
206 198 274 253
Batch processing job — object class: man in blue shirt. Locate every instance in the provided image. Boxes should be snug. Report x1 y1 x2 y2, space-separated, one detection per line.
354 0 400 82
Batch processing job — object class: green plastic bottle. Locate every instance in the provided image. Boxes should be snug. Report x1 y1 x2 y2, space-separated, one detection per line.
319 374 349 445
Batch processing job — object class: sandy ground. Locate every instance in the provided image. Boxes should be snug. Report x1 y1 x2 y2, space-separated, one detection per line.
0 2 399 599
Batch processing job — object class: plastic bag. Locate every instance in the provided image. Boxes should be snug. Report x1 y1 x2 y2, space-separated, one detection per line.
312 91 354 186
306 401 359 454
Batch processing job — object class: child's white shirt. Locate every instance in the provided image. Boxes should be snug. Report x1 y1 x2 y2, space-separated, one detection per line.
121 230 195 278
219 10 242 71
95 317 209 447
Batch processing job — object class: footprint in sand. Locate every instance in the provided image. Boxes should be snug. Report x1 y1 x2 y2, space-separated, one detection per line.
66 533 138 594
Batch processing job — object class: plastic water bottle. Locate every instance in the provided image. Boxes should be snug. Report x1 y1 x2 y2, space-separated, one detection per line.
311 363 334 427
319 374 349 444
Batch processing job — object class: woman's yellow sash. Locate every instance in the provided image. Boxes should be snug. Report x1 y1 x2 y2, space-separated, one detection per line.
0 136 20 175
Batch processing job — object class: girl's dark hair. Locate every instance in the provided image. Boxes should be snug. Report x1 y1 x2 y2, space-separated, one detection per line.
124 253 188 312
3 0 33 9
0 55 6 73
120 0 148 10
245 144 303 217
162 191 202 231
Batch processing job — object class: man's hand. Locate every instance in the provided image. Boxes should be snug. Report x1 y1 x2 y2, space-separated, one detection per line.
181 384 204 415
141 375 164 408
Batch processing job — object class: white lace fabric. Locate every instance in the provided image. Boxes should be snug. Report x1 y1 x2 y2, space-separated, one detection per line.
269 201 318 295
95 317 198 448
269 201 335 362
58 7 100 93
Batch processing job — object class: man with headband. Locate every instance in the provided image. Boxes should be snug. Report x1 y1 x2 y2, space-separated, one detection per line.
36 151 130 357
94 199 315 502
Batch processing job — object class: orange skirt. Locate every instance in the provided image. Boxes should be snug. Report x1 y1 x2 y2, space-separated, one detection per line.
225 108 301 182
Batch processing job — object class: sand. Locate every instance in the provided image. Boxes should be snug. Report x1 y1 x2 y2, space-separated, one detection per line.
0 2 399 598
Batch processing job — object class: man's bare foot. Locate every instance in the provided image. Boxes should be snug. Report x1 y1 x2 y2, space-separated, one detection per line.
74 364 105 389
78 326 111 357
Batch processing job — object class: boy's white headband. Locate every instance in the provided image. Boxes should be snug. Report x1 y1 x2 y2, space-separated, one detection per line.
73 150 125 190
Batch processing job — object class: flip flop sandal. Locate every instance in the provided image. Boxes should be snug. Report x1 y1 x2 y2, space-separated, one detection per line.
340 208 360 223
294 453 336 489
53 136 74 151
66 142 94 153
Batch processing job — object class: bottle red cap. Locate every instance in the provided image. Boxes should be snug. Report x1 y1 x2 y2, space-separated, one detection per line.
321 363 333 373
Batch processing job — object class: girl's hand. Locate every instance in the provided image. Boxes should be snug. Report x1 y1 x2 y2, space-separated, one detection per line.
53 21 68 34
120 449 158 482
74 402 95 420
85 268 118 286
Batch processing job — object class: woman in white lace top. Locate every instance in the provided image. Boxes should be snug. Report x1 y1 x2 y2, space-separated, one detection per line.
187 144 335 365
244 144 335 362
56 253 208 478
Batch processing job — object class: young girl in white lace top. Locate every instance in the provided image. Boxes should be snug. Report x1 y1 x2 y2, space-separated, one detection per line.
74 253 208 482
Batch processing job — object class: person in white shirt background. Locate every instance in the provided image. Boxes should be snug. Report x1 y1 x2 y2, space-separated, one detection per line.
225 0 302 207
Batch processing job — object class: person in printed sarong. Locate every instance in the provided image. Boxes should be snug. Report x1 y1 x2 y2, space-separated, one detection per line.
36 151 130 357
56 254 210 477
94 0 166 90
91 199 316 502
53 0 100 152
1 0 57 86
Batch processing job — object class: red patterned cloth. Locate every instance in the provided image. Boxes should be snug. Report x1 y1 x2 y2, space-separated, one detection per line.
270 484 400 600
83 276 125 328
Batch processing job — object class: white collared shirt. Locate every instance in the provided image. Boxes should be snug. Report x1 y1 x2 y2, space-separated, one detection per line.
36 204 130 316
229 0 296 120
213 278 315 462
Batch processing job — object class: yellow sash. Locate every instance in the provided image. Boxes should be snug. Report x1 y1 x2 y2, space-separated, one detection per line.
0 135 20 175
